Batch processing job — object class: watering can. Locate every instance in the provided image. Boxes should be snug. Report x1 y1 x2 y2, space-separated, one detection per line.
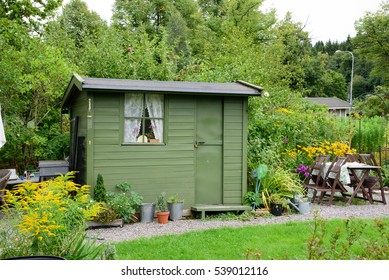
286 199 311 214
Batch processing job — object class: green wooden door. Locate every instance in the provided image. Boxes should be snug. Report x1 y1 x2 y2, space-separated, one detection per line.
195 96 223 204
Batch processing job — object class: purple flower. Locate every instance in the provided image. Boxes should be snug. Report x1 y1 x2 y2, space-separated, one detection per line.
296 164 310 177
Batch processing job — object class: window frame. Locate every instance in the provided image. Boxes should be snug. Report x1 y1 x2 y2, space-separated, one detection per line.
122 92 165 145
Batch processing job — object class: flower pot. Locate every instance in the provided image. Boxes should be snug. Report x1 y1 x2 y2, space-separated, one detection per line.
270 203 283 216
140 203 155 223
156 211 170 224
167 201 184 221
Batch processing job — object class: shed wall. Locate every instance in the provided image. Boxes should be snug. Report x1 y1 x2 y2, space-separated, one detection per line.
91 94 196 206
223 97 246 204
82 93 247 208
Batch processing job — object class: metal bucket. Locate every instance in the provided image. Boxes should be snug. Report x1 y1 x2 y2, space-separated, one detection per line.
140 203 155 223
168 202 184 220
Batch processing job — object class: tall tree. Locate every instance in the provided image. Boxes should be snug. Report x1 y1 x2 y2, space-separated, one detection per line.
44 0 107 67
0 36 73 171
273 12 312 91
354 1 389 84
0 0 63 32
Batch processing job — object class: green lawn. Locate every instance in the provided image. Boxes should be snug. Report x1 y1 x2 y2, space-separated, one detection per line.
114 217 389 260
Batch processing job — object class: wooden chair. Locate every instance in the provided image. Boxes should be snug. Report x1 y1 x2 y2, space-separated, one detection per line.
304 154 330 192
355 153 382 200
345 153 359 162
0 169 12 209
345 153 359 187
311 156 348 204
358 153 378 166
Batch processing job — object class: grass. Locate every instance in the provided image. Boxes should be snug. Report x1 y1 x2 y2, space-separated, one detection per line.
114 216 389 260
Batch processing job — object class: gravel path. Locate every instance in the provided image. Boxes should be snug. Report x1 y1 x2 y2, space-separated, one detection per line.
87 194 389 243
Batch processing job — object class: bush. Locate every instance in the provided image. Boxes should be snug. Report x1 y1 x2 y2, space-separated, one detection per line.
106 182 143 223
260 167 305 209
307 215 389 260
94 173 107 203
0 172 112 259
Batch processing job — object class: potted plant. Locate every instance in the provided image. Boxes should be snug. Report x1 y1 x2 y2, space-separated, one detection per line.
260 167 305 216
268 193 285 216
167 193 184 221
88 174 124 228
156 192 169 224
90 204 124 228
89 180 143 228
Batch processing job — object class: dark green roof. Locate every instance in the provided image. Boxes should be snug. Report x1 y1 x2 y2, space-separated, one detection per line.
62 74 263 111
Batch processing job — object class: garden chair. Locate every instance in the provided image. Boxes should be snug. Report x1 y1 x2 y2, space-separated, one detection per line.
304 154 330 192
354 153 383 201
0 169 12 209
345 153 359 188
311 156 348 204
345 153 359 162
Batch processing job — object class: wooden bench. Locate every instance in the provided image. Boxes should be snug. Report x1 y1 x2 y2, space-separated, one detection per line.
191 204 251 219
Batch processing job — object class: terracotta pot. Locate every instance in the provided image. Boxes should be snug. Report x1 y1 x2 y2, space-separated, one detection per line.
156 211 170 224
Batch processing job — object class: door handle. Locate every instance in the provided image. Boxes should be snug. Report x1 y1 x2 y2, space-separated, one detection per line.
194 141 205 148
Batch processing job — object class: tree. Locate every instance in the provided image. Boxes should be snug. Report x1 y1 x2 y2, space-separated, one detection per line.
0 34 73 172
354 86 389 117
302 53 346 98
112 0 171 35
272 12 312 91
0 0 63 32
354 1 389 84
44 0 107 67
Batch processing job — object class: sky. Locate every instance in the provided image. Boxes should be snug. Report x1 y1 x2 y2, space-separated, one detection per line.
63 0 383 43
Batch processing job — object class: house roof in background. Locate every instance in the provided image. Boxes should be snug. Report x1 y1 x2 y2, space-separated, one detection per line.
62 74 263 110
306 97 352 109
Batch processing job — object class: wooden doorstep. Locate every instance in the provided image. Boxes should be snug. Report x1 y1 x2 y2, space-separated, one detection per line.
191 204 252 219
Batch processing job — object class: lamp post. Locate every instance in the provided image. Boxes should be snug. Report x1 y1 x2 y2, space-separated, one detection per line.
335 50 354 106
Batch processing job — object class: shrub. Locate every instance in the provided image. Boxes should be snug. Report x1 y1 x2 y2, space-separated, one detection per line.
260 167 304 209
307 215 388 260
106 182 143 223
0 172 111 259
94 173 107 203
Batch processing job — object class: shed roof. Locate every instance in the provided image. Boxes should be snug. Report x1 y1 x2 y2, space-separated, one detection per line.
306 97 352 109
62 74 263 111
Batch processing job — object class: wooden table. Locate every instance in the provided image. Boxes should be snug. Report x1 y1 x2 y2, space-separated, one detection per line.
346 164 386 205
6 177 39 188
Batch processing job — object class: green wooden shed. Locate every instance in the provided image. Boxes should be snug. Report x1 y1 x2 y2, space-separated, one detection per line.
61 74 262 213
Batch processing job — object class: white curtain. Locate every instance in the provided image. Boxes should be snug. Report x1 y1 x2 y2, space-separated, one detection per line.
146 94 164 141
124 93 144 142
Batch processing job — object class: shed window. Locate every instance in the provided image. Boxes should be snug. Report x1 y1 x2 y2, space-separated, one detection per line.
124 93 164 143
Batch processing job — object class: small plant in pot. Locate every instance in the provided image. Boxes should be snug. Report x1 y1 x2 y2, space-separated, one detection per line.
260 167 305 216
268 193 286 216
156 192 169 224
167 194 184 221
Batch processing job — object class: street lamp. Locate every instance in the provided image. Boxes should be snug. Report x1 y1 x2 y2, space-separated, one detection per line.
335 50 354 106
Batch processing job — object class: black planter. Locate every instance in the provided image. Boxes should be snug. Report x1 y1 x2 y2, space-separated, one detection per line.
270 203 283 216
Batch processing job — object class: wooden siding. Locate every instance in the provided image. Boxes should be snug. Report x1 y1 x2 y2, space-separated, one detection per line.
223 97 245 204
91 94 196 206
84 93 247 208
